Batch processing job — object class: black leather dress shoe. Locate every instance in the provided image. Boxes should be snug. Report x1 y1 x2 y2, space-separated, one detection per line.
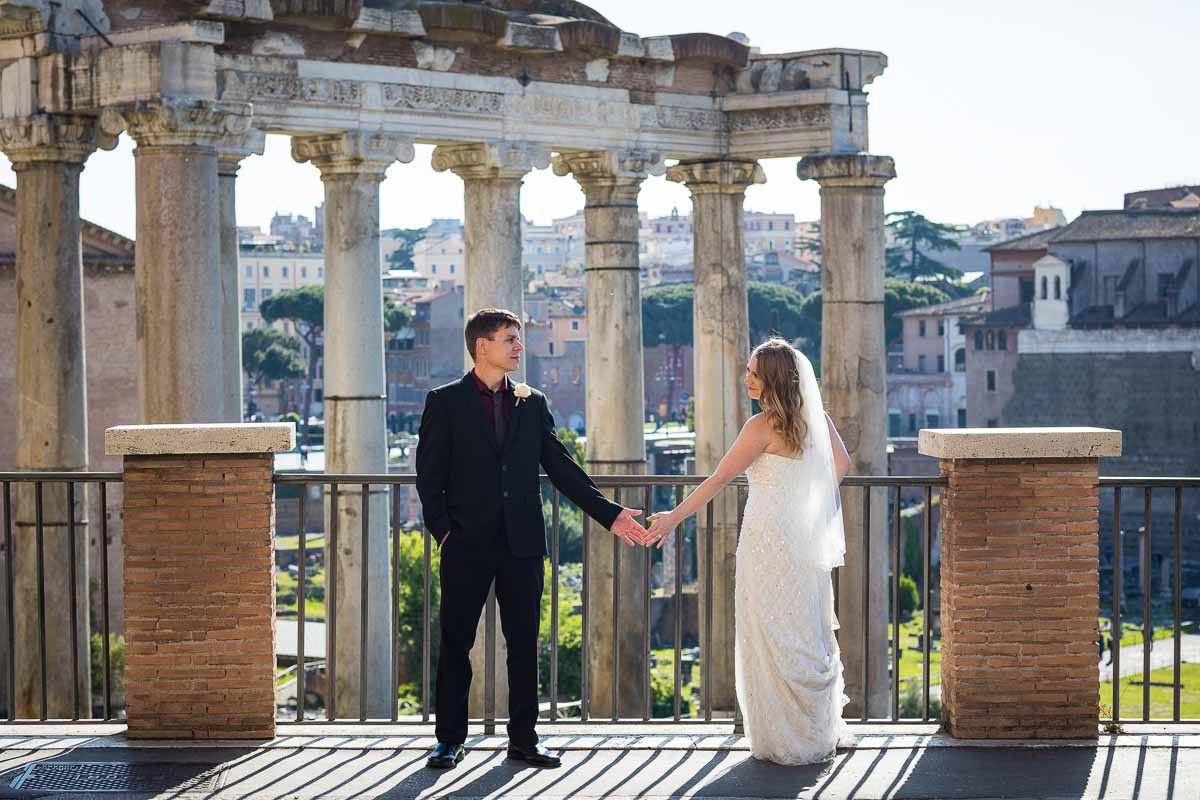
426 742 465 769
506 742 561 768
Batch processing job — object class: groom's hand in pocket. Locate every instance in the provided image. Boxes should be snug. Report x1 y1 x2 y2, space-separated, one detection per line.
609 507 648 547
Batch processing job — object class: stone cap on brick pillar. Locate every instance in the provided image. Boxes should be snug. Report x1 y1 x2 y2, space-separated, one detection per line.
917 426 1122 460
104 423 296 456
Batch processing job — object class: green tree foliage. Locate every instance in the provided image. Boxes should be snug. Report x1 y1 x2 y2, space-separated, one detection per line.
885 211 963 282
641 283 809 348
557 427 586 467
798 279 951 354
90 633 125 699
393 529 442 689
539 564 582 703
242 327 305 391
261 286 412 449
898 574 919 621
747 282 808 344
383 227 426 271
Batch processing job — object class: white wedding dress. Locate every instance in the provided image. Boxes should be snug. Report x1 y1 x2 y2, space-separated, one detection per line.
734 351 851 765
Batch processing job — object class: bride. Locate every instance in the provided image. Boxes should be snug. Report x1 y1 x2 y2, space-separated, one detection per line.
646 336 852 765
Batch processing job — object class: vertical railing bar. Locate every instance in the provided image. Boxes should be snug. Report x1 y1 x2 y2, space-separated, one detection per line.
421 522 431 723
1173 484 1182 722
1142 486 1151 723
704 499 713 723
35 481 47 721
297 482 307 723
581 512 590 723
922 486 932 723
3 482 13 722
612 487 620 722
673 484 683 723
861 485 870 723
550 488 560 721
390 484 401 723
484 583 496 734
328 481 339 721
643 484 652 722
360 482 370 722
67 481 79 721
1112 487 1121 722
891 485 901 722
734 484 746 735
99 481 111 721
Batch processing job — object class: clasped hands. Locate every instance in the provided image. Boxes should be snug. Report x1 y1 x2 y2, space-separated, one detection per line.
609 507 680 549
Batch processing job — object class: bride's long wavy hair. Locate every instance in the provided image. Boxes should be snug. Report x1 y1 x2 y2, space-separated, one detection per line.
752 337 809 456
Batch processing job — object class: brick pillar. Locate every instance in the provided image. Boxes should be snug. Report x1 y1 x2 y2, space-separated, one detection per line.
105 423 295 739
919 427 1121 740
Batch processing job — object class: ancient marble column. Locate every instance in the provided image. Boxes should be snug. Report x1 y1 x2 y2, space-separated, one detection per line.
554 149 659 718
216 130 266 422
292 131 414 719
798 153 896 718
430 142 547 723
666 159 764 713
0 114 115 718
100 100 252 425
432 142 549 376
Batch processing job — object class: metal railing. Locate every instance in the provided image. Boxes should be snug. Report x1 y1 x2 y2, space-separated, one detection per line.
1099 478 1200 725
270 473 951 727
0 472 124 724
0 470 1196 728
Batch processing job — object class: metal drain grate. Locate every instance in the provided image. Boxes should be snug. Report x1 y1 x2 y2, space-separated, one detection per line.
12 762 225 793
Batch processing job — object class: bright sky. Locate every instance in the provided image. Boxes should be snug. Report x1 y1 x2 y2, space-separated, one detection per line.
3 0 1195 239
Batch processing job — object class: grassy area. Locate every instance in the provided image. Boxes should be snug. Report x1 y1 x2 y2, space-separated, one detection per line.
1100 618 1193 650
275 533 326 551
888 616 942 689
650 647 701 716
276 569 327 621
1101 663 1200 720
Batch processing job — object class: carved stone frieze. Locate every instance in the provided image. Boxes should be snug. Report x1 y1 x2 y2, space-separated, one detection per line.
226 73 362 106
654 106 723 132
665 159 765 195
100 99 253 148
381 84 503 115
430 142 549 180
729 105 831 132
291 130 415 175
506 94 637 129
0 113 116 164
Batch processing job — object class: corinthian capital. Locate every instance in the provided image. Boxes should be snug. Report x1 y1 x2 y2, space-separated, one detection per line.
552 148 664 184
291 130 415 176
0 114 117 165
99 99 254 148
665 158 765 195
431 142 550 180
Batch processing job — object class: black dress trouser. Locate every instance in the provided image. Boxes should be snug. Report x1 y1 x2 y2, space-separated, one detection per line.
434 526 543 747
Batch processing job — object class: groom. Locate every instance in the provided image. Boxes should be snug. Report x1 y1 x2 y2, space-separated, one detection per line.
416 308 648 769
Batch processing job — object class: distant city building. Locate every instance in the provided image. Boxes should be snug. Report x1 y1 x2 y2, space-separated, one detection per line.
270 206 323 251
1124 185 1200 210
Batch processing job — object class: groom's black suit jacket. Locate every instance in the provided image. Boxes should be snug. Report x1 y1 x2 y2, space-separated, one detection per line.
415 372 622 558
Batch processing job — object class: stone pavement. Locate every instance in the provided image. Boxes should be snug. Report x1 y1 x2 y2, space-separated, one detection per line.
0 724 1198 799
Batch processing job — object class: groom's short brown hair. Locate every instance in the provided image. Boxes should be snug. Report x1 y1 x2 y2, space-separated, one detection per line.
465 308 522 361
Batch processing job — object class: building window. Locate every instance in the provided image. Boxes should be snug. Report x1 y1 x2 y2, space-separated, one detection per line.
768 221 774 231
431 264 437 274
986 369 997 392
926 413 940 429
957 409 967 428
907 414 917 434
261 288 273 300
571 320 580 331
301 266 308 279
998 330 1008 350
318 267 324 278
262 265 270 278
1053 276 1062 299
954 348 966 372
572 366 581 384
282 265 289 278
937 354 945 373
450 264 455 274
937 320 945 336
1020 278 1035 304
549 341 555 355
888 413 902 437
974 330 984 351
918 354 927 372
243 288 255 310
244 264 252 279
986 418 998 428
918 320 926 337
1041 276 1048 299
986 331 995 350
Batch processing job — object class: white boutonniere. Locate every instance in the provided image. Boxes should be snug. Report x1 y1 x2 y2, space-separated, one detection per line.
513 382 532 406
